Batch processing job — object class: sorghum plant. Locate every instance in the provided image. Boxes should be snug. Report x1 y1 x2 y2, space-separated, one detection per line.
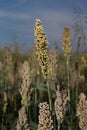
62 27 72 102
34 19 52 111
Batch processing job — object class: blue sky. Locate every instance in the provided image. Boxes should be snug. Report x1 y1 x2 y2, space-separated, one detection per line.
0 0 87 48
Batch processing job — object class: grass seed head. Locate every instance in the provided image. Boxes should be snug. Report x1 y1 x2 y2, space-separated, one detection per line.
62 27 72 57
77 93 87 130
38 102 53 130
34 19 53 79
19 60 33 107
16 106 30 130
54 85 68 123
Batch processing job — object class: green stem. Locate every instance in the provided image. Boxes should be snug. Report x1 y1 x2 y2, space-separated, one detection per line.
58 120 60 130
28 106 31 122
66 57 72 130
75 72 79 130
26 105 28 115
1 114 4 130
75 72 79 107
35 88 37 104
67 57 70 102
47 80 52 111
14 96 17 112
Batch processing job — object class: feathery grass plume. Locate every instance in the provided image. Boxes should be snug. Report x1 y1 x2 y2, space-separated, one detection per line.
19 60 33 107
55 85 68 125
2 91 8 113
34 19 52 79
76 93 87 130
38 102 53 130
16 106 30 130
62 27 72 102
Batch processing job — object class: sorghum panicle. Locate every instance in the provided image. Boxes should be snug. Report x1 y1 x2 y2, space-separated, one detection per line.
38 102 53 130
34 19 52 79
77 93 87 130
54 85 68 123
62 27 72 57
19 60 33 107
16 106 30 130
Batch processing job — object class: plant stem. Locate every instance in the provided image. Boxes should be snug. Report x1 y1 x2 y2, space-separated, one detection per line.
67 56 70 102
1 114 4 130
47 80 52 111
58 120 60 130
66 56 72 130
35 88 37 104
75 71 79 107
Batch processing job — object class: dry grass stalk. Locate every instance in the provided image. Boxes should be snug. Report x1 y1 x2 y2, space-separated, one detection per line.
19 60 33 107
16 106 30 130
54 85 68 123
77 93 87 130
38 102 53 130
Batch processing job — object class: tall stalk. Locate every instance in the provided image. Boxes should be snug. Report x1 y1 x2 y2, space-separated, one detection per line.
67 56 70 102
46 79 52 111
35 88 37 104
1 114 4 130
62 27 72 130
58 120 60 130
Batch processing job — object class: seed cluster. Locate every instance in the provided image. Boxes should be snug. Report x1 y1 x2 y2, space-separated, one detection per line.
19 60 33 107
62 27 72 57
77 93 87 130
38 102 53 130
34 19 52 79
54 85 68 123
16 106 30 130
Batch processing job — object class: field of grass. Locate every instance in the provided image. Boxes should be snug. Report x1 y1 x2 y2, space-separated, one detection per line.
0 19 87 130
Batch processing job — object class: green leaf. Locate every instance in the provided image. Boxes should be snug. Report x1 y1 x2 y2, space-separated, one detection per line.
32 83 48 92
30 121 38 130
32 83 55 94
